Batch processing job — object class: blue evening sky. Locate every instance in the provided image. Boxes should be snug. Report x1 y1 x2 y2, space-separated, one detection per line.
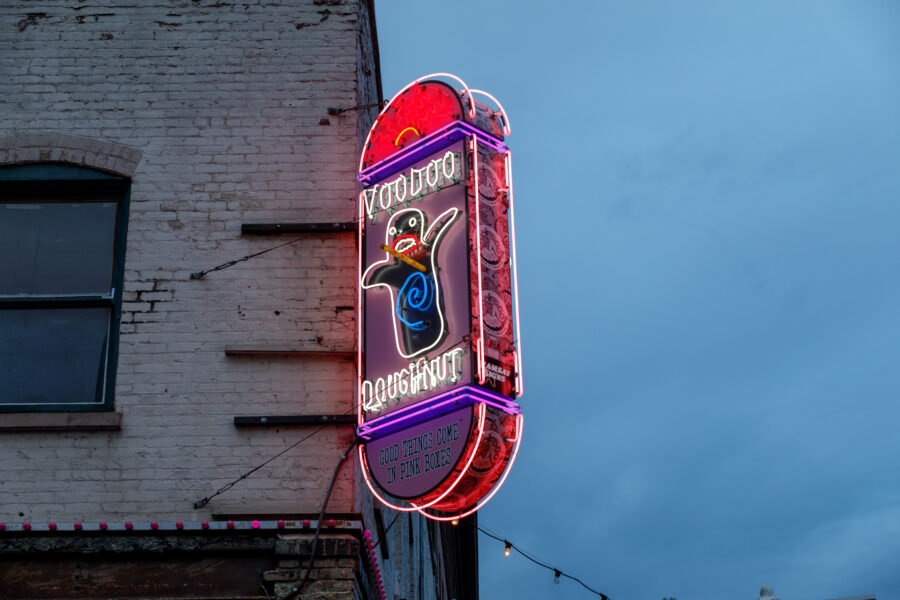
376 3 900 599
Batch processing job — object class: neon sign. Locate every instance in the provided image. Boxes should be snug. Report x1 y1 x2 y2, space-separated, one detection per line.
357 74 523 521
361 150 461 223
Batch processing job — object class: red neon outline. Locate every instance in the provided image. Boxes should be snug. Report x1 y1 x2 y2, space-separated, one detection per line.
472 136 486 384
505 152 524 397
420 72 475 119
416 411 524 521
391 234 421 256
358 403 487 512
358 73 476 174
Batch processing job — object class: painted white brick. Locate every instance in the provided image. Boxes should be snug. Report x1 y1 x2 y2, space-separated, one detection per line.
0 0 377 524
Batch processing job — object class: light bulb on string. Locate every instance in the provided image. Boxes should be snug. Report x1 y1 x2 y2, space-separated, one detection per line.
504 541 511 557
554 569 561 584
451 519 459 526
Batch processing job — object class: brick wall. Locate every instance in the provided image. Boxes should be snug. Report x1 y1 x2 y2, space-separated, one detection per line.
0 4 461 598
0 0 364 526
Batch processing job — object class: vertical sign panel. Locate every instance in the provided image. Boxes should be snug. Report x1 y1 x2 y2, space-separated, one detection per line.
357 75 523 521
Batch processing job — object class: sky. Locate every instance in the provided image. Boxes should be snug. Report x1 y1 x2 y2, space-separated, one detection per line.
375 2 900 599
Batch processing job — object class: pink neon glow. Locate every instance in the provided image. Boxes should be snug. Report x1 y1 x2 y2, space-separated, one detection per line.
505 152 524 397
409 402 487 510
417 412 524 521
358 73 476 173
357 191 365 427
358 403 487 513
469 89 511 137
472 136 486 385
358 404 486 513
416 73 476 119
357 384 520 439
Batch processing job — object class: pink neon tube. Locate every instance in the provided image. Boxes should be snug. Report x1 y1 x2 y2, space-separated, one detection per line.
357 191 366 425
358 403 487 513
469 89 511 137
357 73 476 173
472 136 486 385
418 72 476 119
505 153 524 397
417 412 524 521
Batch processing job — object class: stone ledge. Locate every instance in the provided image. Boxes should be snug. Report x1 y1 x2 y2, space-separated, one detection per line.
0 412 122 432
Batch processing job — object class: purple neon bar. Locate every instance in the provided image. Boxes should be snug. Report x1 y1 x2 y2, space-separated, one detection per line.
357 385 521 441
359 120 508 186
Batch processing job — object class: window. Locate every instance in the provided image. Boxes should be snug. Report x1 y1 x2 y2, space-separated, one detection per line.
0 164 130 412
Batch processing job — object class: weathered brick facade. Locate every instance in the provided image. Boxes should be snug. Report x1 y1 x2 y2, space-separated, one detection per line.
0 2 475 598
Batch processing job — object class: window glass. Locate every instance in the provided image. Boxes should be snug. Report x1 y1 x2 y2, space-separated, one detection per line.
0 202 117 296
0 307 110 404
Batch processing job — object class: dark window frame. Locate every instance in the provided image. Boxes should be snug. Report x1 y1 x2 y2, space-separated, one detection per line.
0 163 130 413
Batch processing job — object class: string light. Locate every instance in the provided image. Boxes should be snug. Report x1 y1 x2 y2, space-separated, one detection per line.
451 519 458 526
479 527 611 599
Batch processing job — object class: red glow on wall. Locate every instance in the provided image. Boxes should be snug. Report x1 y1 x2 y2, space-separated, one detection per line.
360 82 464 170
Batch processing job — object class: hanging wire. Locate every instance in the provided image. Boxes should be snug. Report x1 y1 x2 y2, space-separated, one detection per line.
372 511 403 550
188 180 465 279
328 100 386 115
477 526 611 600
283 438 359 600
192 422 333 509
192 333 474 509
190 235 312 280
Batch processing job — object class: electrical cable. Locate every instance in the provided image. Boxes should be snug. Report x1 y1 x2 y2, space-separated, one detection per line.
191 333 475 509
283 438 359 600
189 181 465 279
371 511 402 550
478 526 611 599
192 423 333 509
190 235 312 280
328 100 386 115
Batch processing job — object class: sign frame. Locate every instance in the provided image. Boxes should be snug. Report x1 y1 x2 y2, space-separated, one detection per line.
356 73 524 521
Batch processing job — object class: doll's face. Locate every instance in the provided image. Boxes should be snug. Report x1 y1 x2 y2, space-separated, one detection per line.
388 209 425 256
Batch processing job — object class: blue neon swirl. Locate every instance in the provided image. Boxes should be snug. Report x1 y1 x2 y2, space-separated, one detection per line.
396 272 433 331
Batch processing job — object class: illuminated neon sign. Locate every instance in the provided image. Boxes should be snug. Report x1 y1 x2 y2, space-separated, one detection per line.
357 74 523 521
